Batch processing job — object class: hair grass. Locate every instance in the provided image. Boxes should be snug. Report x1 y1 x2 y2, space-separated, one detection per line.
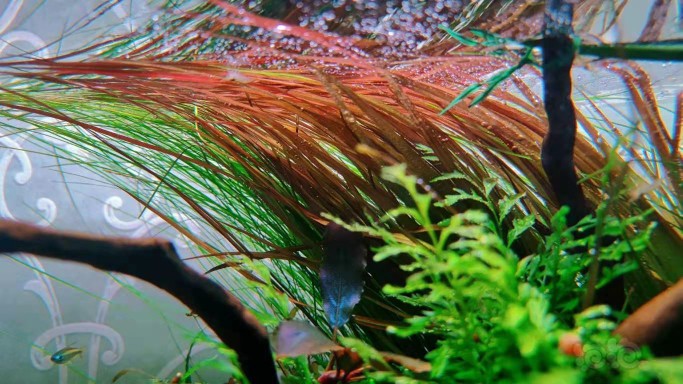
0 0 680 362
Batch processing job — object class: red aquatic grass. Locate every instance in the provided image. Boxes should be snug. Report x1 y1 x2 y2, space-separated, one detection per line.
0 0 680 328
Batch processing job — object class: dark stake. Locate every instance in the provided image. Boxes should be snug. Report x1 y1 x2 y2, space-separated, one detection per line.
540 0 626 312
540 0 590 228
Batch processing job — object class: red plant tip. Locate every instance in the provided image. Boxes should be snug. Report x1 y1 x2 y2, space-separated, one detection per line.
318 370 346 384
559 333 584 357
318 367 364 384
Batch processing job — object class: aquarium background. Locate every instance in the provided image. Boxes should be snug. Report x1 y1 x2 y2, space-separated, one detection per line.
0 1 680 383
0 1 224 383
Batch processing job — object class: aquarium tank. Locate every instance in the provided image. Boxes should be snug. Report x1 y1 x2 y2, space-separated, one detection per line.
0 0 681 383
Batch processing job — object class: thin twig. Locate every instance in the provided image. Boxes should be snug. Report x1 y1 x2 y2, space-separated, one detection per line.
638 0 672 42
579 41 683 62
582 163 628 310
522 39 683 62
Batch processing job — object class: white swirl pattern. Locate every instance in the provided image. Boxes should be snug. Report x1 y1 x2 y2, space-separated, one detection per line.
0 132 58 229
32 323 124 370
22 256 69 383
0 0 22 34
0 1 215 383
105 196 202 247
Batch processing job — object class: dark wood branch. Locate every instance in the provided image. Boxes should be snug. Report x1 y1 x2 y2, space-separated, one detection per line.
541 0 591 228
540 1 627 312
0 219 278 384
615 279 683 356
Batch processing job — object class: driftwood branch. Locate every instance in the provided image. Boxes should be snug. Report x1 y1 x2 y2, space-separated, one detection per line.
0 219 278 384
615 279 683 356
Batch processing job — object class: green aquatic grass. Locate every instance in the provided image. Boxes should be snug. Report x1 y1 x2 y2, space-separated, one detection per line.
0 1 680 382
283 163 679 384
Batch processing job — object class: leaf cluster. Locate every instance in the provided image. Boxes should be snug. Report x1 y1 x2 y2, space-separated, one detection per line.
319 164 679 384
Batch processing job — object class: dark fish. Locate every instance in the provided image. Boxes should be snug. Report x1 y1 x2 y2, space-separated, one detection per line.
50 347 83 364
320 222 367 329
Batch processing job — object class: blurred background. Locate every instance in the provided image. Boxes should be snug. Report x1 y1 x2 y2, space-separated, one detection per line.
0 1 223 383
0 1 680 383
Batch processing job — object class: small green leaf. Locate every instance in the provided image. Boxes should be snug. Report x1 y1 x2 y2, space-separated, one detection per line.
527 369 581 384
508 215 535 247
442 190 487 207
641 357 683 384
483 177 497 197
469 68 515 107
576 305 612 323
440 83 483 115
498 192 525 223
431 170 470 183
438 25 479 46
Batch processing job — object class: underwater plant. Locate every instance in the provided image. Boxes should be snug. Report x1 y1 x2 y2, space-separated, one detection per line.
0 0 681 383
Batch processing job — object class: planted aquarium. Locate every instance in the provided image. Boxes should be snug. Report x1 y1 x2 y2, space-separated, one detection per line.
0 1 681 383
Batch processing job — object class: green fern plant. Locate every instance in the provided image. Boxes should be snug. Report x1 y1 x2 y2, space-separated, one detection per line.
0 1 680 382
317 163 678 384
